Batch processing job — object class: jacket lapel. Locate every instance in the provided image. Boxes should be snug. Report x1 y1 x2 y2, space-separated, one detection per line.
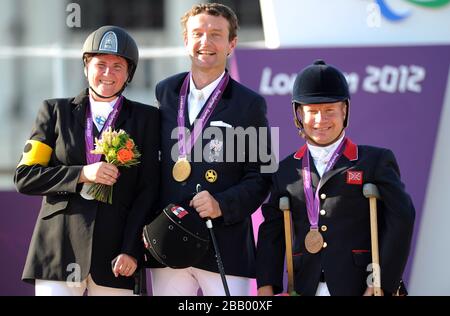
319 158 352 189
183 74 233 130
310 156 321 190
71 90 89 164
294 139 359 191
185 99 192 129
114 97 131 130
71 90 132 164
72 90 89 129
208 77 232 120
293 144 320 192
173 72 194 129
318 138 359 190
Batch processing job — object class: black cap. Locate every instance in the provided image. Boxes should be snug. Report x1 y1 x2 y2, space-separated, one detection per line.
82 25 139 82
292 59 350 105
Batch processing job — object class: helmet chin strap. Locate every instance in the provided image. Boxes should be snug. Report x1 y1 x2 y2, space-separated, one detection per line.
88 82 127 100
293 102 347 147
85 66 129 100
300 127 346 147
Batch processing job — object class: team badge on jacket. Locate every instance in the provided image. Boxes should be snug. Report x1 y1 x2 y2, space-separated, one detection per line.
205 169 218 183
346 170 363 185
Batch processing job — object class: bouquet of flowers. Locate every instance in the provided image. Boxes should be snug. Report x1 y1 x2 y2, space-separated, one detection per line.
87 127 141 204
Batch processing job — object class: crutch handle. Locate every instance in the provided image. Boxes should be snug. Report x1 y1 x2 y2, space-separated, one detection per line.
279 196 294 294
363 183 380 200
363 183 382 296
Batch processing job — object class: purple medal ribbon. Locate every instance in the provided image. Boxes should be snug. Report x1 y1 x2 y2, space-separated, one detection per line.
85 95 124 164
301 138 347 229
177 72 230 158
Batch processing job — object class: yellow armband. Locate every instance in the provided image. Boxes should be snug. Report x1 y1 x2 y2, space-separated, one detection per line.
18 140 53 167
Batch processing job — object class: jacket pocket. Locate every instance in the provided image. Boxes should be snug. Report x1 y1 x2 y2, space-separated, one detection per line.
352 250 371 268
293 252 304 270
40 196 68 219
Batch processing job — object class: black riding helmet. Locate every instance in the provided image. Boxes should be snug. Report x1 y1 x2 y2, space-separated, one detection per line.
82 26 139 100
292 59 350 129
143 203 210 269
82 25 139 82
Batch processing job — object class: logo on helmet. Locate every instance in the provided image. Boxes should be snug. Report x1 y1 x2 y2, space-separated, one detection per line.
99 31 118 53
171 206 188 219
143 203 210 268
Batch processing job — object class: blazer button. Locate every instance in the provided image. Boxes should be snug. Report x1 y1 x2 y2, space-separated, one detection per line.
321 225 328 232
320 193 326 200
322 242 328 248
320 209 326 216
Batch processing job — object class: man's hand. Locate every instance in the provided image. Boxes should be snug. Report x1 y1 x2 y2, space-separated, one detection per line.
79 162 119 185
112 254 137 277
190 190 222 219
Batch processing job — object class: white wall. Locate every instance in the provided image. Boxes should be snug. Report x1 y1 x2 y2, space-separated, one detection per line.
408 67 450 295
260 0 450 48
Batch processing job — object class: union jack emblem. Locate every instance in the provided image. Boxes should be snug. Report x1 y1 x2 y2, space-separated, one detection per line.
171 206 188 218
346 170 363 185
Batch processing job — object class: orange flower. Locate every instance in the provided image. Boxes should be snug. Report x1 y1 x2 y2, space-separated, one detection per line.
117 148 134 163
126 139 134 150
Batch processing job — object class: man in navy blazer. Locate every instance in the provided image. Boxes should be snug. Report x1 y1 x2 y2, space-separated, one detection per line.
256 60 415 296
148 3 272 296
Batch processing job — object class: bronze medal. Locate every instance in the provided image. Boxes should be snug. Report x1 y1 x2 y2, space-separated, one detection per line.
304 228 324 254
172 157 191 182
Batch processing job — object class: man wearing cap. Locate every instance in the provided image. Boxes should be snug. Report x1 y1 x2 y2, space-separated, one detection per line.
256 60 415 296
14 26 160 295
148 3 272 296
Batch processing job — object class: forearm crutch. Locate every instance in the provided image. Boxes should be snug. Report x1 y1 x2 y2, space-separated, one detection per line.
363 183 382 296
279 196 294 294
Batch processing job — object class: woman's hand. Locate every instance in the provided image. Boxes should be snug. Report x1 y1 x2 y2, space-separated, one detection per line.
79 162 119 185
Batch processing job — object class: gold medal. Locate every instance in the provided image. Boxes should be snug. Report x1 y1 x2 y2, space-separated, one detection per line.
172 157 191 182
205 169 218 183
304 228 324 254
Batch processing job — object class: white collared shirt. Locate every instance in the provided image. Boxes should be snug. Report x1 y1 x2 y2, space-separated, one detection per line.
89 96 117 132
307 133 345 177
188 72 225 124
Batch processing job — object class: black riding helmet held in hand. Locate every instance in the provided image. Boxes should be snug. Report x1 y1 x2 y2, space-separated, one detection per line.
143 202 210 269
82 25 139 99
292 59 350 130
